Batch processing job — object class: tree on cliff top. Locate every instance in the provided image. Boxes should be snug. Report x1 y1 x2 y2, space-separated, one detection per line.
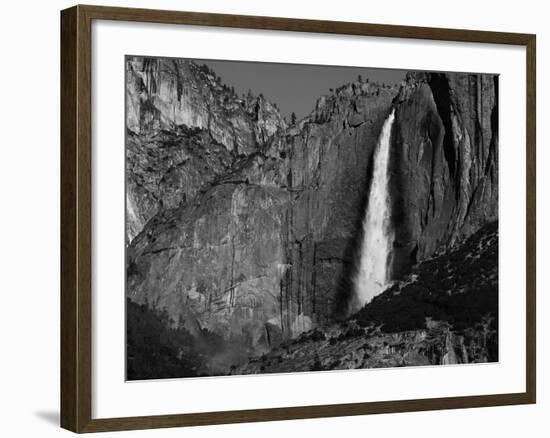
290 112 297 125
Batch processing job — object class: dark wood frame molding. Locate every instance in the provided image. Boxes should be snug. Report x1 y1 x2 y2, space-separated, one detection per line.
61 4 536 433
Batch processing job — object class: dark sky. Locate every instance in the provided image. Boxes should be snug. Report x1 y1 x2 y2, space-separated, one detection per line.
198 58 407 120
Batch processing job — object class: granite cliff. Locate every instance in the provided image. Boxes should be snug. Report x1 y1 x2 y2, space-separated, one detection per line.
389 72 498 280
234 221 498 374
125 58 498 377
125 56 286 241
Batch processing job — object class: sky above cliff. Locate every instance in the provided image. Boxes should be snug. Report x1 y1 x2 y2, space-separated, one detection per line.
200 58 406 121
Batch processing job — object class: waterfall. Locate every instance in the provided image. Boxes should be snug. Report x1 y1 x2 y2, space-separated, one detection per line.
353 110 395 309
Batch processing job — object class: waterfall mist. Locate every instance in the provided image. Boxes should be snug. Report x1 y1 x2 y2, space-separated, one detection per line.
353 110 395 310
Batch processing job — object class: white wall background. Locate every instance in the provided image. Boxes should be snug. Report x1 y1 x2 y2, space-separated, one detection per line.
0 0 546 436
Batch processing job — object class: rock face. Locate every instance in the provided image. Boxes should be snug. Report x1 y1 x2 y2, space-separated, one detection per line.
128 182 291 354
127 74 399 363
126 60 499 375
275 82 399 328
389 72 498 278
125 57 286 240
126 56 285 152
126 127 235 242
234 221 498 375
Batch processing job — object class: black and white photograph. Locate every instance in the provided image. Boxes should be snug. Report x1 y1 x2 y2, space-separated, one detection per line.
1 0 545 435
125 55 499 380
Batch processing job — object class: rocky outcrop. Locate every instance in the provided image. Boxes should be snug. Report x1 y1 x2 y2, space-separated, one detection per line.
389 72 498 278
125 57 287 241
126 57 285 153
233 318 495 374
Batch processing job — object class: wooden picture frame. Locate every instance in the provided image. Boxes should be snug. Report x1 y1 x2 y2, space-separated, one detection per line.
61 4 536 433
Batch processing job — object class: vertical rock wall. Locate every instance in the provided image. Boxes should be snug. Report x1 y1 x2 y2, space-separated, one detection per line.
280 83 398 323
389 72 498 278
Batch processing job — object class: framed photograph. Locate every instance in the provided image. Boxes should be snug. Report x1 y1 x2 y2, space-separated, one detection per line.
60 4 536 433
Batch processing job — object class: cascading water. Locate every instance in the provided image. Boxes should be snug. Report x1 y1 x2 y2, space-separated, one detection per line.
353 110 395 309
